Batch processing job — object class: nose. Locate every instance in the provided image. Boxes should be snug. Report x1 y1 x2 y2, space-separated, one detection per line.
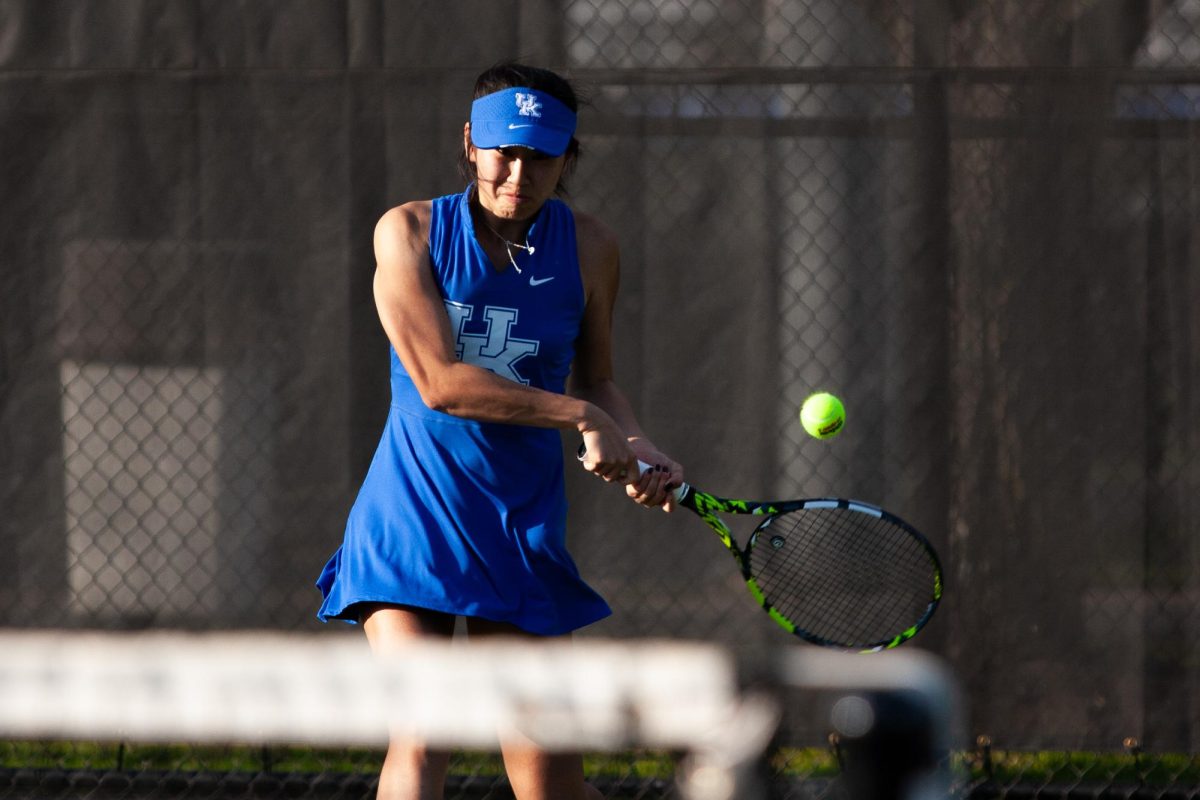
507 155 531 185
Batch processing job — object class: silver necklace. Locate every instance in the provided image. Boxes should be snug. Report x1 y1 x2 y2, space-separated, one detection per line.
481 220 535 274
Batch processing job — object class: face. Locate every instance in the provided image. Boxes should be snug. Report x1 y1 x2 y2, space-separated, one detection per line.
465 123 567 222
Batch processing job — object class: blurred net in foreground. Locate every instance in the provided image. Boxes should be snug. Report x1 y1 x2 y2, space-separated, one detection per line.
0 632 958 800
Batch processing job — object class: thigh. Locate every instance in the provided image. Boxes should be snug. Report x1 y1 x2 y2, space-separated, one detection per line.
361 603 456 655
463 619 596 800
498 739 603 800
359 605 456 799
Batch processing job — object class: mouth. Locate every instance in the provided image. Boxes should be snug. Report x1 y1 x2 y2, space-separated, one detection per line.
477 182 539 219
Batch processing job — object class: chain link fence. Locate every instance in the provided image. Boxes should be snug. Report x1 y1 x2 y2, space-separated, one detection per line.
3 0 1200 797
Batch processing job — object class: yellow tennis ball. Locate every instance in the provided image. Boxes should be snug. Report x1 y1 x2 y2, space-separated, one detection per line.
800 392 845 439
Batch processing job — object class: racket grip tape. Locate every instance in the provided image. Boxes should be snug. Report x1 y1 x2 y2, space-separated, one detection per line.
576 444 687 503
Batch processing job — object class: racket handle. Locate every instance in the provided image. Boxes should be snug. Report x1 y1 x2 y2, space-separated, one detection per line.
636 460 689 504
577 445 688 503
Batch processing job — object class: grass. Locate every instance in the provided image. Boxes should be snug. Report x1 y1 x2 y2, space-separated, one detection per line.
961 748 1200 787
3 741 1198 788
0 741 381 774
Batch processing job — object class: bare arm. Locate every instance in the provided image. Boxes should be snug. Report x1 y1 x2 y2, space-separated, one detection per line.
570 210 682 509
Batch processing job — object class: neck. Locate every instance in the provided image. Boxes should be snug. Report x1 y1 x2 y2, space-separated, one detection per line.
475 208 529 244
485 218 529 245
470 193 536 274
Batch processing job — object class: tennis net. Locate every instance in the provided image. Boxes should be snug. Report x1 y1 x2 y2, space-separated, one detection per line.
0 631 959 800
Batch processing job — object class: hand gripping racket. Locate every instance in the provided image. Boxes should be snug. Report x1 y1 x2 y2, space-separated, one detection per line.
580 447 943 651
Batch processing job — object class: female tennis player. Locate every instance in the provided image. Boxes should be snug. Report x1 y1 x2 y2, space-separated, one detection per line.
316 62 681 800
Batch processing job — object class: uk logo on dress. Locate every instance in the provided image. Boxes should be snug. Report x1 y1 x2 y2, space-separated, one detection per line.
444 301 539 385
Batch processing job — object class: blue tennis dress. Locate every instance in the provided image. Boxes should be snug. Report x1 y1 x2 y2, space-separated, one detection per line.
316 187 612 635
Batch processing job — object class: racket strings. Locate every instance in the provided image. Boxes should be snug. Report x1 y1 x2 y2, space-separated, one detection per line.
749 508 938 648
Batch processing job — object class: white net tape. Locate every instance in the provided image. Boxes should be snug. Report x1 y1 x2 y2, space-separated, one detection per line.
0 632 958 800
0 632 747 750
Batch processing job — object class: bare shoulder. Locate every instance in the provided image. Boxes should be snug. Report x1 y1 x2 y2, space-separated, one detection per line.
374 201 434 280
376 200 432 247
573 208 620 263
573 208 620 297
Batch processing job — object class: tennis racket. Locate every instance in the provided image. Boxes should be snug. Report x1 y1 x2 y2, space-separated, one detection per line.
580 447 943 651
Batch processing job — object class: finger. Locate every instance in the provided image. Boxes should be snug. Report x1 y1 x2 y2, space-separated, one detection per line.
604 464 633 483
629 470 671 507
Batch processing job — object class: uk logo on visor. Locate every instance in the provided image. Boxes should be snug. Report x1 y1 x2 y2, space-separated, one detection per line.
515 93 542 117
470 87 577 157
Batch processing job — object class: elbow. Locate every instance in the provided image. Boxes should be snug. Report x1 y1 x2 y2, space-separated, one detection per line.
414 374 465 416
407 361 470 416
417 385 455 414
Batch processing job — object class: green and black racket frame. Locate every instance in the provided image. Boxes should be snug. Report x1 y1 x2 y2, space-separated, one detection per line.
581 446 944 652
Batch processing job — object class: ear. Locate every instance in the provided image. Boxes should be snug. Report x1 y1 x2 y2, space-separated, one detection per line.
463 122 475 163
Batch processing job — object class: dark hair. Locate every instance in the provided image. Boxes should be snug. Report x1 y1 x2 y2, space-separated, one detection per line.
458 62 582 194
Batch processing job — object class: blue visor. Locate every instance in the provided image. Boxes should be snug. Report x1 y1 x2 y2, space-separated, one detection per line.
470 87 577 157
